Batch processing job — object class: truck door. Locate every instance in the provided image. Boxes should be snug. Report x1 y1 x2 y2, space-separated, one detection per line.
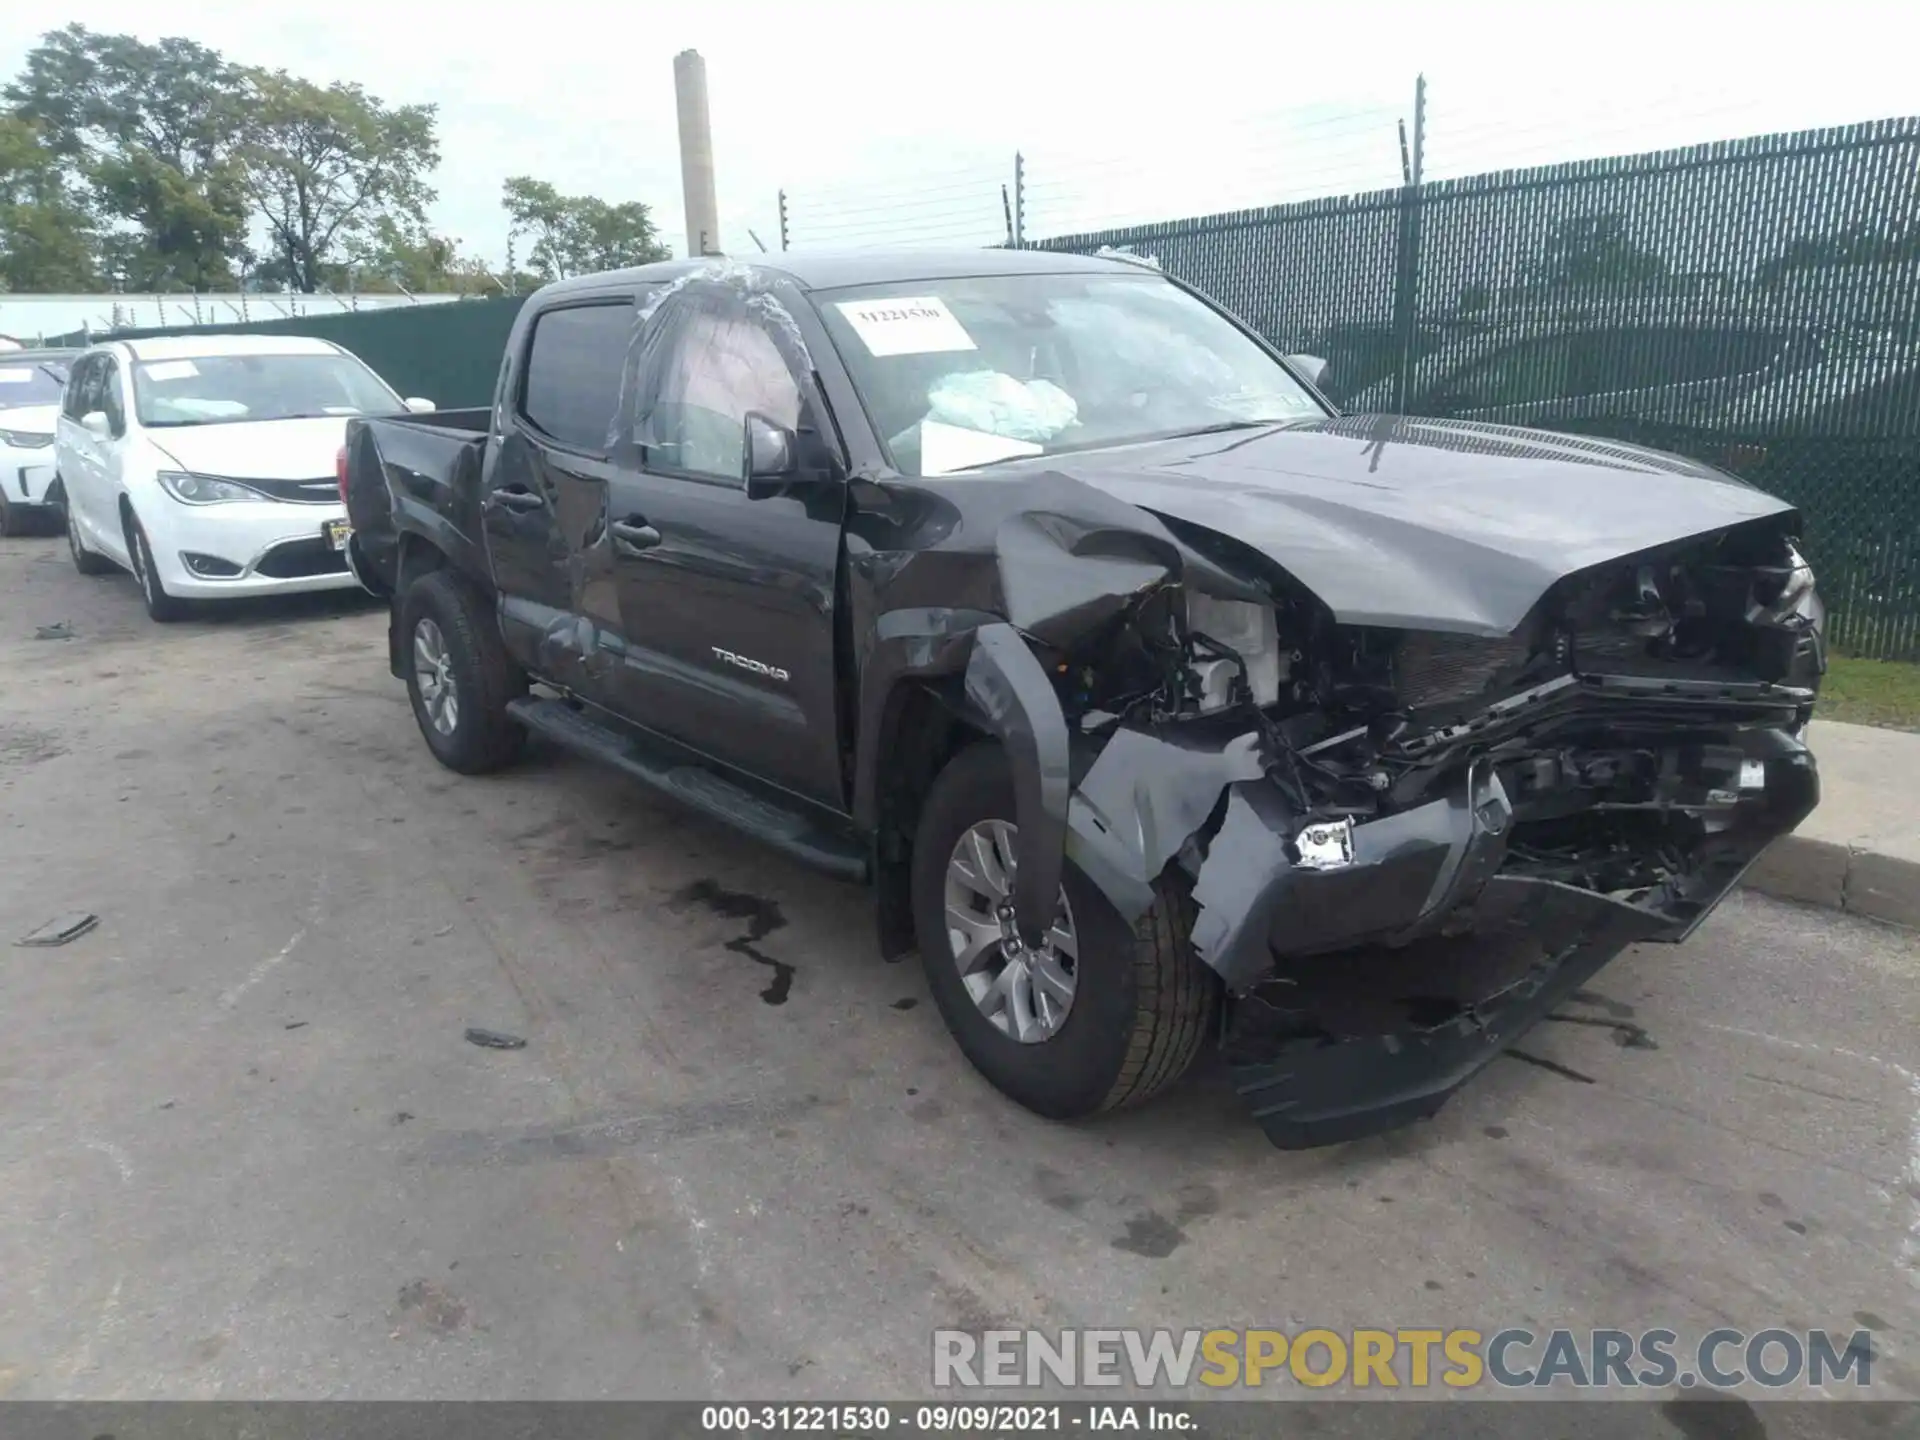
603 281 848 810
484 297 634 699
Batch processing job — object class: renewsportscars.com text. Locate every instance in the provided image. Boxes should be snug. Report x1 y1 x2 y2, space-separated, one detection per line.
933 1326 1877 1391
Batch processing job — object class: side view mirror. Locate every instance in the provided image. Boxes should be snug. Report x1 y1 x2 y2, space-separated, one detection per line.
743 411 798 499
1285 354 1330 388
403 396 436 414
81 410 110 437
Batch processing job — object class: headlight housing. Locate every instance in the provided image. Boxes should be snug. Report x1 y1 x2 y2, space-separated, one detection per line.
0 428 53 448
156 470 266 505
1185 592 1282 710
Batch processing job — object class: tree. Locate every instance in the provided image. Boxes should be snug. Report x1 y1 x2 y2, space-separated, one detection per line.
502 176 670 281
3 25 250 289
236 69 439 294
0 114 99 291
344 217 506 295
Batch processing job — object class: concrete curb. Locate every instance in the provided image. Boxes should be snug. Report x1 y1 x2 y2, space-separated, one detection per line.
1740 834 1920 930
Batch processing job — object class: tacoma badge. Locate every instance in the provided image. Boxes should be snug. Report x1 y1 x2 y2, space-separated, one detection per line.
712 646 790 683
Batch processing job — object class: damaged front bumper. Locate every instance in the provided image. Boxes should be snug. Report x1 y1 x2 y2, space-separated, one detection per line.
1065 718 1819 1148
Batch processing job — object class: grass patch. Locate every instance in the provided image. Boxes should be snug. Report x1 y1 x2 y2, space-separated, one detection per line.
1816 654 1920 731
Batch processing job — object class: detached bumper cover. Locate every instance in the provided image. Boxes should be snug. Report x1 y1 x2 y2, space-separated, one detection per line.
1225 877 1671 1147
1066 717 1819 1148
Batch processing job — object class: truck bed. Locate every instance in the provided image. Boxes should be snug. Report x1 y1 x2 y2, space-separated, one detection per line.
342 407 495 599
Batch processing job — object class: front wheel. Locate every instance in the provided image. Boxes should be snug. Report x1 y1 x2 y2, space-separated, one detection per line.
911 742 1220 1120
124 508 188 620
399 569 527 774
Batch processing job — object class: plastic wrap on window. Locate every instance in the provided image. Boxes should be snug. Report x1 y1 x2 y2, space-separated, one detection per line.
606 260 815 451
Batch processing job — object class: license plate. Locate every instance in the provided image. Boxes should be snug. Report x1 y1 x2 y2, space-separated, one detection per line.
323 519 352 551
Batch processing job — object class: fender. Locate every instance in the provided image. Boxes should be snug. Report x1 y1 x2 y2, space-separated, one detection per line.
850 612 1070 950
960 623 1070 949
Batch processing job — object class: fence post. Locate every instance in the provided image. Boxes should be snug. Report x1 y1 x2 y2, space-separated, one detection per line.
1013 152 1027 248
1390 74 1427 413
778 190 790 251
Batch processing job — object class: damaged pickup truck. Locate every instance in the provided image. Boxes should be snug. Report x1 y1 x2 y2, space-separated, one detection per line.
341 248 1824 1148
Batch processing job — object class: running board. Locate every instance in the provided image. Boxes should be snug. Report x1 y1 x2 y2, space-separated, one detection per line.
507 697 868 882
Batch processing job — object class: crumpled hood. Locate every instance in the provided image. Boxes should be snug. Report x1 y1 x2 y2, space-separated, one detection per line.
1003 414 1798 635
148 417 354 481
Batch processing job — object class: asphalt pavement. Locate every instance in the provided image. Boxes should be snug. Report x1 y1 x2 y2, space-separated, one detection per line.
1 533 1916 1416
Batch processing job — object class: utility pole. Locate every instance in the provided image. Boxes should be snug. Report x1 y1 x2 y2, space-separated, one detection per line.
1012 152 1027 248
673 49 722 257
778 190 789 252
1390 73 1427 414
1411 72 1426 187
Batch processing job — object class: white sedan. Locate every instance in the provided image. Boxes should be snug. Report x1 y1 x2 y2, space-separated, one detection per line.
0 349 78 536
54 334 432 621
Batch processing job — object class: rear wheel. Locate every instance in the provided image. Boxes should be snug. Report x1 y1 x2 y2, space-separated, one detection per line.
124 508 188 621
911 742 1219 1120
63 488 115 575
399 569 527 774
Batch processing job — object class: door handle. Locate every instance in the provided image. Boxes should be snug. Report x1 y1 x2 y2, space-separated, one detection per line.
488 486 544 513
609 518 662 554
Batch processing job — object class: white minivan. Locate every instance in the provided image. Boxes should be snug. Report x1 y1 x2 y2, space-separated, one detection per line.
54 334 432 620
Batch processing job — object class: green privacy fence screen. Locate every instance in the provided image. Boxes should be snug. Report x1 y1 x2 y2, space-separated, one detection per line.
50 295 526 411
1039 118 1920 661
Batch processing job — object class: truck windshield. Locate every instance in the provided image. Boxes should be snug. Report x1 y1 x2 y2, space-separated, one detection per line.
132 352 401 428
810 271 1324 477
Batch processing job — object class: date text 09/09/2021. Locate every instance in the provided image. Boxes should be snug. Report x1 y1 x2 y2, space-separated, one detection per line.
701 1405 1189 1433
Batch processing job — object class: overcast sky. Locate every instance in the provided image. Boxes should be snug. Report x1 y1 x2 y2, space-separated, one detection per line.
4 0 1916 274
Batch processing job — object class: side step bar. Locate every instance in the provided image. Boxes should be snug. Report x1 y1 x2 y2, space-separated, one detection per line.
506 697 868 882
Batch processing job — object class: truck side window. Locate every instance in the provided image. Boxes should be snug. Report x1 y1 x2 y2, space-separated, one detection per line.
634 293 803 484
519 302 631 453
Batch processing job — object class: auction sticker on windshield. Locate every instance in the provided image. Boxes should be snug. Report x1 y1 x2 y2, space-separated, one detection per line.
140 360 200 381
833 296 977 356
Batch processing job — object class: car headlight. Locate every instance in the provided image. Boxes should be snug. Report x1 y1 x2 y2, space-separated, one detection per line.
0 428 53 448
1186 592 1282 709
156 470 266 505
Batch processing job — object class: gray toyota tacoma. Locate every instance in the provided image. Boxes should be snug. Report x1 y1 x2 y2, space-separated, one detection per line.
341 248 1824 1148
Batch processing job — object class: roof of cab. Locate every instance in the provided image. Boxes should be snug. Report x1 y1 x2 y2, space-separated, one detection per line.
532 246 1147 303
116 333 345 362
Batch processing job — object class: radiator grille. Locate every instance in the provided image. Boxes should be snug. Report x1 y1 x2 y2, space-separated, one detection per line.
1394 632 1535 709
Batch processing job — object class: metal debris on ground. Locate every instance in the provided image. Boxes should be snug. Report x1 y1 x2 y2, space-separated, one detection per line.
15 913 98 947
464 1027 527 1050
33 622 73 641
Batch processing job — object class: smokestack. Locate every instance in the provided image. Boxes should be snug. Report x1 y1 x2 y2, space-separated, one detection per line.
673 49 721 257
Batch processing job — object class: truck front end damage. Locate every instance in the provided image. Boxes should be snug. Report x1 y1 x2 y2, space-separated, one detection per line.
1039 510 1822 1147
849 446 1825 1149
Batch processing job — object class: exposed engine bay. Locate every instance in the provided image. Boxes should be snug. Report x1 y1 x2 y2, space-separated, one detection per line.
1009 510 1825 1144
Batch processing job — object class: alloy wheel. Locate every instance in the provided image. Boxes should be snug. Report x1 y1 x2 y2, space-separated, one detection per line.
413 617 460 736
942 819 1078 1043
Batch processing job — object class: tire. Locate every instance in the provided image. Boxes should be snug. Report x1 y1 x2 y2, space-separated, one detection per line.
64 490 116 575
124 508 189 621
399 569 527 774
0 491 24 538
911 742 1219 1120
